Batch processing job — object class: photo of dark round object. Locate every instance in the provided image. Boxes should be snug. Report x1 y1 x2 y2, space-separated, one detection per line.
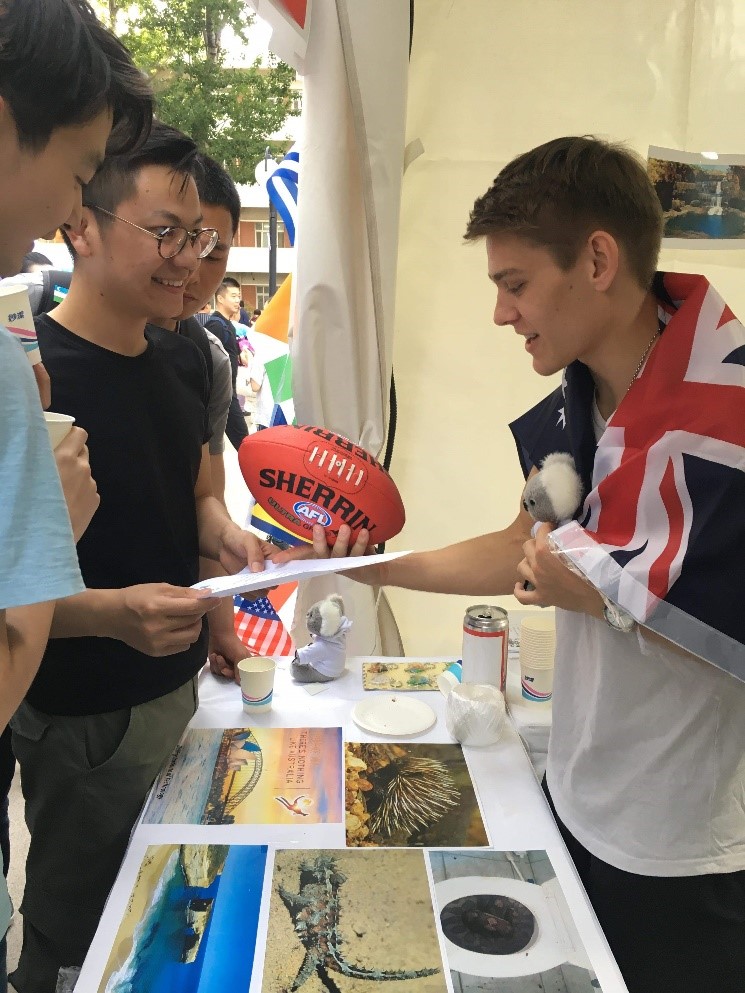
440 893 536 955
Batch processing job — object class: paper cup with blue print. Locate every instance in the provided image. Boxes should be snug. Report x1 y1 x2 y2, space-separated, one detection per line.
0 284 40 365
519 616 555 704
238 657 276 713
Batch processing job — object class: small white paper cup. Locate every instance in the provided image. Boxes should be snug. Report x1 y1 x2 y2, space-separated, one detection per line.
519 661 554 703
519 615 555 704
44 412 75 449
238 657 276 713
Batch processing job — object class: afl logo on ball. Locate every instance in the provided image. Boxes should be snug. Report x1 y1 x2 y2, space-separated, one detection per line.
293 501 333 527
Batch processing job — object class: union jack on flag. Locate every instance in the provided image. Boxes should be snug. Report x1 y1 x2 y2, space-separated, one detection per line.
234 594 294 657
511 272 745 680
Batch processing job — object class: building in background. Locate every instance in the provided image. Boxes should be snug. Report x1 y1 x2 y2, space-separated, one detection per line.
227 183 294 310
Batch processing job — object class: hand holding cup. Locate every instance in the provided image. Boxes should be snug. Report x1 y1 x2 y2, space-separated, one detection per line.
53 425 99 542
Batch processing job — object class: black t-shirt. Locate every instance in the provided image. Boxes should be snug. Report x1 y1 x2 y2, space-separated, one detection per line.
205 311 239 387
29 315 210 716
146 316 214 391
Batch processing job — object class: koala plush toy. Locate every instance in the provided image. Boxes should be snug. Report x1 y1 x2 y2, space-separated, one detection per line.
522 452 583 526
291 594 353 684
521 453 583 592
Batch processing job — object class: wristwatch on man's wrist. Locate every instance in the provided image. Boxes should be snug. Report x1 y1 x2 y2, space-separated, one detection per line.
601 597 637 633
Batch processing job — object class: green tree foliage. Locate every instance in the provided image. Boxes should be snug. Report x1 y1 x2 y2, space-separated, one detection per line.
113 0 296 183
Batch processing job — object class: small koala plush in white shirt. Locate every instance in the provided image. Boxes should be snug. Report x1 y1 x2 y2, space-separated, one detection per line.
291 594 353 683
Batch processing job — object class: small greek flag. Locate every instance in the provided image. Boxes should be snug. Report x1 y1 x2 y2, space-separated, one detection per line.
266 145 299 246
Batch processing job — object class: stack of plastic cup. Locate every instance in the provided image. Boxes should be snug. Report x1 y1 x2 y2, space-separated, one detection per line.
519 616 556 705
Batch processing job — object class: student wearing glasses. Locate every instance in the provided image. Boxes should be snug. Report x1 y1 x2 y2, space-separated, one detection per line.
10 123 275 990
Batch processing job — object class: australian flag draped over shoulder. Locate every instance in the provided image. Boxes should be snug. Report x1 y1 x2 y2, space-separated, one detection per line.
510 272 745 680
266 145 299 246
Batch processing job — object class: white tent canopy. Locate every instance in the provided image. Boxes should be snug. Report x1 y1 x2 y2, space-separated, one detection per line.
253 0 745 657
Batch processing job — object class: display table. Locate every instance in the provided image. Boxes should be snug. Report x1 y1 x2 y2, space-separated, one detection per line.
76 657 628 993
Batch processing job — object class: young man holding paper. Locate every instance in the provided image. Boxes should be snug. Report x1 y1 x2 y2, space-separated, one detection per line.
0 1 153 990
9 124 276 991
148 150 258 685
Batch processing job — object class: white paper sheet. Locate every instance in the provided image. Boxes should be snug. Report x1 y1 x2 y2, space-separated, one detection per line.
191 550 411 599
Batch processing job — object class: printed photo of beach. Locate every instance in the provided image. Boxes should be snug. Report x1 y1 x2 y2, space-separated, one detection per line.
344 742 489 848
143 726 343 825
263 849 446 993
97 844 267 993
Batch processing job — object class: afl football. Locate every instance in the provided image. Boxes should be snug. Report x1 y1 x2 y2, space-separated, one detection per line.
238 424 405 546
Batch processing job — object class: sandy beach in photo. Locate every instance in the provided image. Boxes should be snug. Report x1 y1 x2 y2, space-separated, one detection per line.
98 845 178 991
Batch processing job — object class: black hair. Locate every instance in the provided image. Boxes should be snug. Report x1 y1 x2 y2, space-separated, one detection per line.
0 0 153 154
215 278 241 302
21 251 53 273
195 153 241 235
81 120 199 220
61 121 198 258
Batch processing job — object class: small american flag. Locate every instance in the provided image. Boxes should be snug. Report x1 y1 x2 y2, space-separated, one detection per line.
234 594 294 657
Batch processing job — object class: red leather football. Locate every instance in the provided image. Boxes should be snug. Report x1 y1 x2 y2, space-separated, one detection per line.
238 424 405 546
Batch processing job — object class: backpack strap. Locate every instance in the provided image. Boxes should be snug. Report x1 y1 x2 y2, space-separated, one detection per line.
36 270 72 315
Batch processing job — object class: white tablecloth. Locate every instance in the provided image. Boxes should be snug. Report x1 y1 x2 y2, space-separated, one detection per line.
77 657 628 992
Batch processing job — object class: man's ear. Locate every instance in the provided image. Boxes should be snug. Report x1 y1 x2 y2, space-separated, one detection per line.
62 209 97 259
585 230 619 292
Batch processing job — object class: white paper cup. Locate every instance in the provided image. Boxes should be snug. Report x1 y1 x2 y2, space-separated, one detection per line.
520 660 554 703
519 616 555 704
44 412 75 449
238 657 276 713
0 283 40 364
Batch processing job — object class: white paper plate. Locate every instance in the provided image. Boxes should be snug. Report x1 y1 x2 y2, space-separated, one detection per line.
351 695 436 737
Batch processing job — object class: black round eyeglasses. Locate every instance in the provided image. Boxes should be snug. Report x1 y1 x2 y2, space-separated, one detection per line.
88 205 219 260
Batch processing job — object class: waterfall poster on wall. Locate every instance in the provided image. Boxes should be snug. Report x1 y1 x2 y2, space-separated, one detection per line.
648 146 745 247
142 727 343 826
429 850 604 991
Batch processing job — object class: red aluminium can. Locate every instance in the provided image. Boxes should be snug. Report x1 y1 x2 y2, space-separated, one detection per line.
461 605 509 692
